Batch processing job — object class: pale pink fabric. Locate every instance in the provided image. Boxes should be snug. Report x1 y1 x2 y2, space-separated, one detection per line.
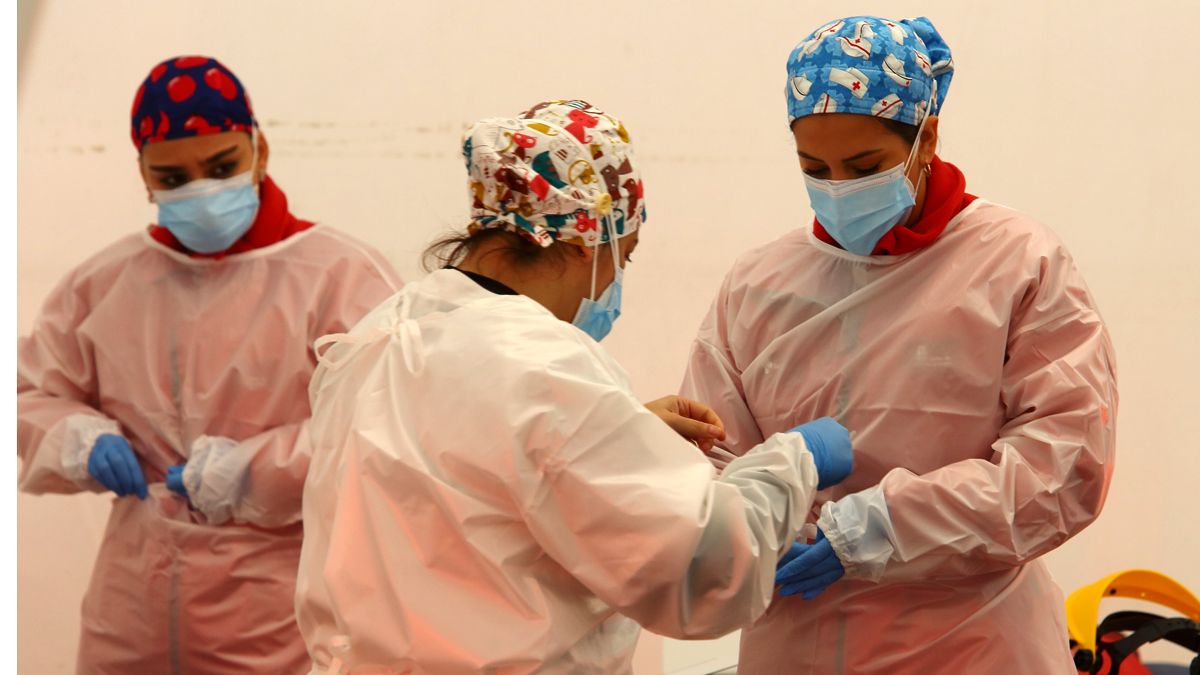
18 225 400 674
681 200 1117 673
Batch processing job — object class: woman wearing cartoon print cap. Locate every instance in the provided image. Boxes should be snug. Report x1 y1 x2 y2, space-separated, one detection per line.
17 55 401 673
295 100 856 674
681 16 1118 673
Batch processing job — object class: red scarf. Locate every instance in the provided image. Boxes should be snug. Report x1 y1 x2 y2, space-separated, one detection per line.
148 175 314 259
814 155 976 256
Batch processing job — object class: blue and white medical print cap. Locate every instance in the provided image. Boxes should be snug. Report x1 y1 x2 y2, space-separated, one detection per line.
786 16 954 128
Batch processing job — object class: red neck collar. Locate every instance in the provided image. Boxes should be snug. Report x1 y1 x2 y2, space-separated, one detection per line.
148 175 314 259
813 156 976 256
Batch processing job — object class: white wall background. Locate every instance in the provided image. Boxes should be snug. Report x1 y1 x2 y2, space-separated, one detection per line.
17 1 1199 672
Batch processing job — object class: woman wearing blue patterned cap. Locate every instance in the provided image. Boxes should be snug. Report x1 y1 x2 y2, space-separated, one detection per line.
681 16 1118 672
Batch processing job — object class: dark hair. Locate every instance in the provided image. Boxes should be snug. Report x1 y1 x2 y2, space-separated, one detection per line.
421 226 569 273
876 117 921 145
790 115 922 146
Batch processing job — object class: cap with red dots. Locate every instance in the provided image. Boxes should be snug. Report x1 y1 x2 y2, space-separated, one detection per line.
130 55 257 150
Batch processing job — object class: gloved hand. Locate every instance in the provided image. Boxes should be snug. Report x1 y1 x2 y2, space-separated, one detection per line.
789 417 853 489
166 464 188 499
87 434 148 499
776 528 845 600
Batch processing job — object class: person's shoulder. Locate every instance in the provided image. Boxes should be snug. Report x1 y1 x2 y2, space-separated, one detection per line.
59 232 155 287
958 201 1070 253
283 225 403 287
25 232 160 316
707 228 813 309
451 295 627 386
727 228 812 278
939 202 1098 314
302 224 383 255
455 295 588 354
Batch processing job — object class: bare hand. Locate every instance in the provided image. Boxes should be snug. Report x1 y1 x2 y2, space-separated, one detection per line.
644 396 727 452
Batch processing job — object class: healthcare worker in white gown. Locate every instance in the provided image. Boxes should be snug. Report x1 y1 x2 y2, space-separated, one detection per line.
295 100 856 674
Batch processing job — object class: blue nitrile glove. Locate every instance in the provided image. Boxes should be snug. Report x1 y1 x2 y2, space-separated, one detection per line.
166 464 188 498
776 529 845 600
790 417 853 489
87 434 148 499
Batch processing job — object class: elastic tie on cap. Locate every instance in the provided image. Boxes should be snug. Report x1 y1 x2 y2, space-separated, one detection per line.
594 193 613 216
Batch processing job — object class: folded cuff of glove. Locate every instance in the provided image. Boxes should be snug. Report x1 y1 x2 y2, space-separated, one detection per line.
817 484 895 582
61 414 122 490
183 435 243 525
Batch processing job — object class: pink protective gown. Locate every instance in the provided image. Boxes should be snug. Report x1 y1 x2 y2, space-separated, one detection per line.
18 225 400 674
681 200 1118 673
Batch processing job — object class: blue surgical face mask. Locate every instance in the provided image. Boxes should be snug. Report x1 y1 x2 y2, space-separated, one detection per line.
572 219 624 342
803 161 917 256
802 89 934 256
152 160 260 255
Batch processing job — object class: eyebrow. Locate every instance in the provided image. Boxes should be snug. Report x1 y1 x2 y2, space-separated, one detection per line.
797 148 884 163
148 145 240 172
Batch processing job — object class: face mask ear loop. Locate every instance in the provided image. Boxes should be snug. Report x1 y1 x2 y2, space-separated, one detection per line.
588 241 599 302
589 184 619 302
606 213 621 275
904 80 937 191
250 127 264 188
588 211 621 303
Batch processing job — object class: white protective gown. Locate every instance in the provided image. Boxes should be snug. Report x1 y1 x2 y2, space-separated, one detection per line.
296 269 823 674
18 225 400 674
681 200 1118 673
